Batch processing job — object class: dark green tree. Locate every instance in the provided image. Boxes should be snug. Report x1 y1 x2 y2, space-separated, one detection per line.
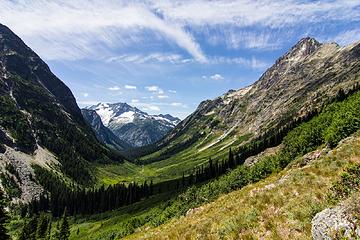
36 213 49 239
59 208 70 240
19 216 37 240
0 190 10 240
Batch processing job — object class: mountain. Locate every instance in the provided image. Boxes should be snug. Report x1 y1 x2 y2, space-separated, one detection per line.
86 102 180 147
81 109 130 151
0 23 123 201
139 37 360 166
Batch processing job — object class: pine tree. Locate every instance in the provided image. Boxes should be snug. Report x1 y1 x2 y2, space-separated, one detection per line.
19 216 37 240
228 148 234 168
0 190 10 240
36 213 49 239
59 208 70 240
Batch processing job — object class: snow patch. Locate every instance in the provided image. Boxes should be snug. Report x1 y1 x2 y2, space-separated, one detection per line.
112 111 135 124
94 103 115 126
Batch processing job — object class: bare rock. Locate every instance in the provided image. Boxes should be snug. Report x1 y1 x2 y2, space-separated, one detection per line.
312 204 359 239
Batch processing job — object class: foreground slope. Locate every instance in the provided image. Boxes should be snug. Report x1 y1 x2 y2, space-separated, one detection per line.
139 38 360 171
126 133 360 240
0 24 123 201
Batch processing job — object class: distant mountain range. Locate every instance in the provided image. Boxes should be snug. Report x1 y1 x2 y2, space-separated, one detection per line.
84 102 180 147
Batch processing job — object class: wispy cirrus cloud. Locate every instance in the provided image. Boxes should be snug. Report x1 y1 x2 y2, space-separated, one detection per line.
209 56 270 70
152 0 360 28
332 29 360 46
0 1 206 62
2 0 358 62
106 53 191 64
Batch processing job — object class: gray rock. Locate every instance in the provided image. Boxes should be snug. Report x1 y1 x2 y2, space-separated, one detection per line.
312 205 359 239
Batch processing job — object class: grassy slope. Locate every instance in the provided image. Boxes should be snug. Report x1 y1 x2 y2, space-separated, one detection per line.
125 133 360 240
95 133 250 186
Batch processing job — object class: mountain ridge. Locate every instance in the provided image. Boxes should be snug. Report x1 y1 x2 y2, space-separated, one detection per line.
85 102 180 147
138 37 360 167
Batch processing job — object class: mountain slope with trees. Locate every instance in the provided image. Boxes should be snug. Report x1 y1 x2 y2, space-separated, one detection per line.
0 23 124 193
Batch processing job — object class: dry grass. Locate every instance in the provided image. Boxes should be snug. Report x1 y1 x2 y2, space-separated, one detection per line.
126 134 360 240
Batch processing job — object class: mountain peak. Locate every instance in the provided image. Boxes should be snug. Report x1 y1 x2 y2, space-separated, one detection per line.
285 37 322 61
85 102 180 147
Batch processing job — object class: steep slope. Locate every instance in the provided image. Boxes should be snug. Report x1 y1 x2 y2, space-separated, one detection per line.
140 37 360 166
81 109 130 151
87 103 180 147
126 133 360 240
0 24 123 197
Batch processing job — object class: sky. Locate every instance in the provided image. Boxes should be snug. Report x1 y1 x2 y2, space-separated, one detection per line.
0 0 359 119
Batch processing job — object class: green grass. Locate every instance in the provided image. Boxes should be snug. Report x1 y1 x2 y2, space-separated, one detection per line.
127 132 360 239
94 133 251 186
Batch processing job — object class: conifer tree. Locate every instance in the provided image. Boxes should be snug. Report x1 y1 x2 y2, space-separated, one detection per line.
228 148 234 168
59 208 70 240
36 213 49 239
0 190 10 240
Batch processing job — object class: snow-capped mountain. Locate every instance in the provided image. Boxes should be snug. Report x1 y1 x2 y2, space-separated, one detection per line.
85 103 180 147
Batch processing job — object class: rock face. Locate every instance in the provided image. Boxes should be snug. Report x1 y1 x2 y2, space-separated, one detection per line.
147 37 360 161
81 109 130 151
86 103 180 147
312 204 360 239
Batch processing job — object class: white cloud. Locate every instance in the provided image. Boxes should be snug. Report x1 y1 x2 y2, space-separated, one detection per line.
169 90 177 93
146 105 161 111
210 56 269 70
77 100 100 106
331 29 360 46
146 86 159 92
82 92 89 97
131 102 161 112
1 0 358 63
0 1 206 62
170 102 187 108
125 85 137 90
131 99 139 103
145 85 164 94
210 74 224 81
152 0 360 28
107 53 189 64
108 86 121 91
158 95 169 99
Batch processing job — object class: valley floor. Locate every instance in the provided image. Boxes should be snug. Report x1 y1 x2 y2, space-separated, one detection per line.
77 132 360 239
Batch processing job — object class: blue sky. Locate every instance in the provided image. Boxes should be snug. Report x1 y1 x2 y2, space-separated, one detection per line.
1 0 359 119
